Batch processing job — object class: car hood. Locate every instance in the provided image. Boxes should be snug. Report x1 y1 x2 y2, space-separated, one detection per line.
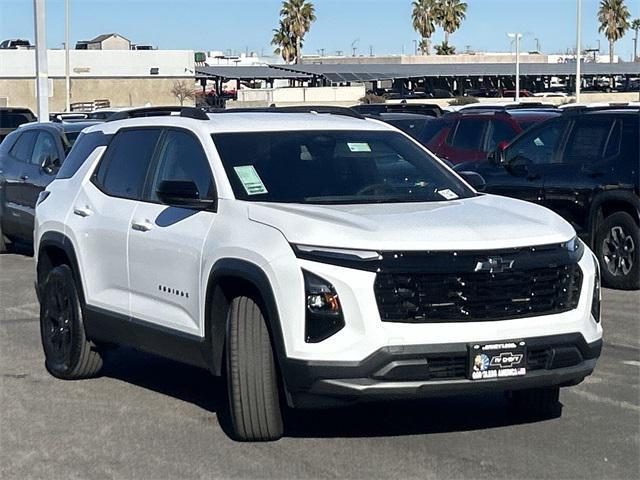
247 194 575 251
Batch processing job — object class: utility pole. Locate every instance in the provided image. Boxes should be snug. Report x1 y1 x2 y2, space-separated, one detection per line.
575 0 582 103
64 0 70 112
508 33 522 102
33 0 49 121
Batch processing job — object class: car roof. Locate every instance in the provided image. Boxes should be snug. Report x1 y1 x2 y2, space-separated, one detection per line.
87 112 392 135
18 120 102 134
371 112 436 120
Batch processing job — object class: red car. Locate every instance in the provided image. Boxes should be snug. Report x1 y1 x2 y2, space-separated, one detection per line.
421 106 560 164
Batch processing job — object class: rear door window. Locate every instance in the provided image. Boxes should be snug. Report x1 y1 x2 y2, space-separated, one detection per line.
9 131 38 163
563 117 613 165
92 128 162 200
448 119 486 150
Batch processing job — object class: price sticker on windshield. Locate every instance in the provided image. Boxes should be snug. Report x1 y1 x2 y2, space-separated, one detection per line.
234 165 268 195
437 189 459 200
347 142 371 152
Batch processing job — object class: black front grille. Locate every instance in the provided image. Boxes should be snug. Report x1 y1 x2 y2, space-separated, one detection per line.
374 247 583 323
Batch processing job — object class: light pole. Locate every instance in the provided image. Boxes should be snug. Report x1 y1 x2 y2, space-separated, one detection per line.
508 32 522 102
33 0 49 121
576 0 582 103
64 0 70 112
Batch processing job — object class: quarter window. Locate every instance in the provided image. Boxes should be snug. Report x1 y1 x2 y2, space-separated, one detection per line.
93 128 161 200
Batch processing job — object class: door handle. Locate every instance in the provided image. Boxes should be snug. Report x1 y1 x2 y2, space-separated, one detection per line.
20 175 29 181
131 220 153 232
73 207 92 218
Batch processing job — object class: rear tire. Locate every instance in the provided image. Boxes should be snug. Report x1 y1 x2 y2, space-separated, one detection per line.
510 386 560 416
40 265 103 379
595 212 639 290
225 295 284 441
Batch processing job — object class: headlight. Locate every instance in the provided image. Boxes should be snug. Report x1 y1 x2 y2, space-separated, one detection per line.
302 270 345 343
591 254 601 323
566 236 585 262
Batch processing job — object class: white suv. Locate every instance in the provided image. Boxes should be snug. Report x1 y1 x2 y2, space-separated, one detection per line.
34 106 603 441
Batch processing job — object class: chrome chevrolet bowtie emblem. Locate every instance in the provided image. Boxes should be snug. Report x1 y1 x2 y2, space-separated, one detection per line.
474 257 515 273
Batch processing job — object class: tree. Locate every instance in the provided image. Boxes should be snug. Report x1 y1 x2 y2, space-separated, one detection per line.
435 41 456 55
631 18 640 61
598 0 631 63
438 0 467 45
276 0 316 64
171 81 194 106
411 0 438 55
272 20 297 63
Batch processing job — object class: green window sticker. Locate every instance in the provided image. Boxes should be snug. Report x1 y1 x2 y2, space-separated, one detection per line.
233 165 268 195
347 142 371 153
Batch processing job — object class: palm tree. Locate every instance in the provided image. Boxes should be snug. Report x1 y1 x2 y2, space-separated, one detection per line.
435 41 456 55
411 0 438 55
631 18 640 61
271 20 296 63
438 0 467 45
279 0 316 64
598 0 631 63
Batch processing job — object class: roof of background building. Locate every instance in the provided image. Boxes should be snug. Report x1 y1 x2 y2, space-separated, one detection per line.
195 65 311 80
272 62 640 83
88 33 129 43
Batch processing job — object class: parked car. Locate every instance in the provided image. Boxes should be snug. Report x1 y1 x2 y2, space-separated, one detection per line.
0 107 36 143
0 120 100 250
456 106 639 290
34 106 601 441
363 112 439 140
421 106 560 164
0 39 32 49
352 103 443 117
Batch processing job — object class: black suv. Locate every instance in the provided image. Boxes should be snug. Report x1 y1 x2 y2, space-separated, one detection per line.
0 120 99 251
456 106 639 290
0 107 36 143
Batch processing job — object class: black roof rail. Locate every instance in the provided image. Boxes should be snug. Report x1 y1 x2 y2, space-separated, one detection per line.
560 104 640 115
105 106 209 122
351 103 443 117
458 102 556 112
220 105 366 120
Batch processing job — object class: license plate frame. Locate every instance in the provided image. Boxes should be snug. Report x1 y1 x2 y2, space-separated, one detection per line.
469 341 527 380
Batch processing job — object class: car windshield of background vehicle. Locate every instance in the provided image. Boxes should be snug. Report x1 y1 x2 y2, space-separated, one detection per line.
213 130 475 204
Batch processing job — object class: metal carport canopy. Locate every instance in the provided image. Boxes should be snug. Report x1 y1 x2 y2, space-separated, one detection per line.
195 65 312 80
271 62 640 82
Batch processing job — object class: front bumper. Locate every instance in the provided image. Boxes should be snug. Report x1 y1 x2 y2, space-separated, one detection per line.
282 333 602 408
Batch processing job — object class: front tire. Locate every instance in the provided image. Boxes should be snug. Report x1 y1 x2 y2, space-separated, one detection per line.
595 212 639 290
225 296 284 441
40 265 103 379
0 221 7 254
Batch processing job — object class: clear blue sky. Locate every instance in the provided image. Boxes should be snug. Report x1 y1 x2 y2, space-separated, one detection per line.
1 0 638 59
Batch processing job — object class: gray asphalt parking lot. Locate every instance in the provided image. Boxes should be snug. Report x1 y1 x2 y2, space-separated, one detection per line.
1 251 639 480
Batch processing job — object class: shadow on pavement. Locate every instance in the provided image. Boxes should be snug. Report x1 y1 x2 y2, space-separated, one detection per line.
100 346 561 440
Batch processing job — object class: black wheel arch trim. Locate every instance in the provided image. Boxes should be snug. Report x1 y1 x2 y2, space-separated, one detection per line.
205 258 287 378
587 190 640 245
37 231 86 305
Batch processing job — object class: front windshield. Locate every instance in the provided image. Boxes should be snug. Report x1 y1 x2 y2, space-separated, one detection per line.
213 130 474 204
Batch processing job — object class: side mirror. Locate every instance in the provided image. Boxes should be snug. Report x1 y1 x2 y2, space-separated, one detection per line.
459 171 486 192
41 155 60 174
488 141 508 165
156 180 214 210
